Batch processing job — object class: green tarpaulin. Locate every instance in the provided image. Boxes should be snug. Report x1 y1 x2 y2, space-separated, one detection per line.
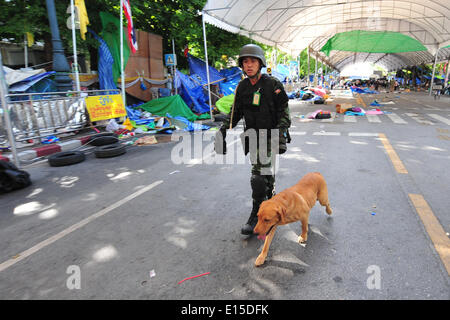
320 30 427 56
139 95 210 122
215 94 235 114
100 12 130 86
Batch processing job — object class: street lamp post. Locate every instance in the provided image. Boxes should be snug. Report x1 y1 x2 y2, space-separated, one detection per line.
45 0 73 92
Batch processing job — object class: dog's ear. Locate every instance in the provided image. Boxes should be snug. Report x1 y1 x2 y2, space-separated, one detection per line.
277 205 287 224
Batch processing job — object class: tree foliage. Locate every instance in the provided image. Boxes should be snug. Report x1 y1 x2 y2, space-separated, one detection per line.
0 0 321 75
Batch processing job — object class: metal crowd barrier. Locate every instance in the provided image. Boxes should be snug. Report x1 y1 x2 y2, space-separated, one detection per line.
0 89 121 166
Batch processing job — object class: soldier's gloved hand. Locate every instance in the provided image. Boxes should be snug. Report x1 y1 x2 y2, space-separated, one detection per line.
214 126 227 154
278 128 289 154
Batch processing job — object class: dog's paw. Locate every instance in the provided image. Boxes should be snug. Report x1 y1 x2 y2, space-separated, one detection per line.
255 255 266 267
298 235 307 243
326 206 332 215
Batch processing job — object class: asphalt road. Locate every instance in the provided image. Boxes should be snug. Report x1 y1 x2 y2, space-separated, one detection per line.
0 91 449 300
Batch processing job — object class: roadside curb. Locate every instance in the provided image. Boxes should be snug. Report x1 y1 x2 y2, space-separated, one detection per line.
3 136 89 164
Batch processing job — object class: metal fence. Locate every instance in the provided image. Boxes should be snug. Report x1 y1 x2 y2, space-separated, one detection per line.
0 89 121 163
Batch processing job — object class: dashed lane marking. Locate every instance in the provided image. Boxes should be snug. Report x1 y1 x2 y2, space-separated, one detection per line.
378 133 408 174
428 114 450 126
386 113 408 124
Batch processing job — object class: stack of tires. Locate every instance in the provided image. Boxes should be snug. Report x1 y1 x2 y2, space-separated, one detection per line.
48 133 127 167
88 133 127 159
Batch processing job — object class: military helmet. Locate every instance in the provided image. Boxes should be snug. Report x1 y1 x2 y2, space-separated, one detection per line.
238 44 266 68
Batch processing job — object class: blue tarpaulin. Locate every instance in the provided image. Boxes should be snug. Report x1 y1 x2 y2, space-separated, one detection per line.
176 70 211 114
261 67 286 82
89 28 117 92
176 55 245 114
8 71 56 93
187 54 224 85
219 67 242 95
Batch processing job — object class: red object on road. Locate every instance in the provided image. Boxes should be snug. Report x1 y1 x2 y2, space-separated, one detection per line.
178 272 210 285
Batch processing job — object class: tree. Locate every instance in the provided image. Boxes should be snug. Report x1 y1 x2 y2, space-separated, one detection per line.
0 0 305 74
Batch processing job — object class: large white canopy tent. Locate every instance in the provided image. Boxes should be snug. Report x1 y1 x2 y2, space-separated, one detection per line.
202 0 450 72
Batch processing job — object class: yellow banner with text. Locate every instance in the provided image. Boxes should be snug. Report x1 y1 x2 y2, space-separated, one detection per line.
85 94 126 122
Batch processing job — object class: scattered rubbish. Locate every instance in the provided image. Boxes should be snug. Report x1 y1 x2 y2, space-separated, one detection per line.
150 270 156 278
371 212 376 216
366 109 384 115
41 136 60 144
156 117 165 127
315 110 331 119
225 288 235 294
106 119 120 132
169 170 181 175
134 135 157 146
370 100 381 106
178 272 211 285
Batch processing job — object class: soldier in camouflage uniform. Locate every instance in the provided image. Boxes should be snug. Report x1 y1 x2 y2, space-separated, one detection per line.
215 44 291 235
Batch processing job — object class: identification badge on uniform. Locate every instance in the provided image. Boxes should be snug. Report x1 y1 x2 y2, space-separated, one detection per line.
252 89 261 106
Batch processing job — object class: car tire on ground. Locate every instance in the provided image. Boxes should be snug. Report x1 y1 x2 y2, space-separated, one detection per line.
94 143 127 158
0 172 15 193
88 135 119 146
48 151 86 167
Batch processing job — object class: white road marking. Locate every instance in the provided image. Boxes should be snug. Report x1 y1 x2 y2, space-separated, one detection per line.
405 113 434 125
367 115 381 123
289 131 307 135
344 115 357 122
348 132 379 137
428 114 450 126
386 113 408 124
313 131 341 136
424 104 440 110
0 180 164 273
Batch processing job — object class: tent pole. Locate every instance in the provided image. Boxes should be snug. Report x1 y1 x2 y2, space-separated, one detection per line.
429 47 440 96
70 0 81 92
307 46 310 87
202 12 214 121
444 57 450 88
172 38 177 96
0 51 19 167
314 54 318 86
120 0 126 106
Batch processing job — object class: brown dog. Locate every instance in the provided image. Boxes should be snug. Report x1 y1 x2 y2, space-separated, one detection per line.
253 172 332 267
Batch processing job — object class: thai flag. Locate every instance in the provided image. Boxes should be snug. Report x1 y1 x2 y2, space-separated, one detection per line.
123 0 138 53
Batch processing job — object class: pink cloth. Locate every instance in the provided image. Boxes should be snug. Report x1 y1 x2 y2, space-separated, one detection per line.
366 109 384 115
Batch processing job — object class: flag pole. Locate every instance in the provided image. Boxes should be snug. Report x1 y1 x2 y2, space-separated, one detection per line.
172 38 177 96
201 12 214 121
120 0 126 106
24 34 28 68
70 0 80 92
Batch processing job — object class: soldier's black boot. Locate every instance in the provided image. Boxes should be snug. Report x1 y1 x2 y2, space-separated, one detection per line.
241 175 267 235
